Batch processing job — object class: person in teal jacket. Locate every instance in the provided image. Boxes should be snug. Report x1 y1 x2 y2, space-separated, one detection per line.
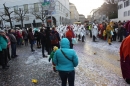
53 38 78 86
0 30 8 69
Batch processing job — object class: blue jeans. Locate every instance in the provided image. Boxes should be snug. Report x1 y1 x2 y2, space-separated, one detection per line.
59 70 75 86
11 43 16 57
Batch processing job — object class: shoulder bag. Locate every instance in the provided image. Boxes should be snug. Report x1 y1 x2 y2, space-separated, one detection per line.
60 49 74 65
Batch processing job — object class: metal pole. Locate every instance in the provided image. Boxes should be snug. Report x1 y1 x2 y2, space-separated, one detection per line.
51 12 53 27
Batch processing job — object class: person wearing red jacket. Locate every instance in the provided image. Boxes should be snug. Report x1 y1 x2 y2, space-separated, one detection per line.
65 26 75 49
120 35 130 84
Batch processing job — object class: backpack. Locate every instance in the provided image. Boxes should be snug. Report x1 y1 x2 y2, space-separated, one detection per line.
50 32 59 44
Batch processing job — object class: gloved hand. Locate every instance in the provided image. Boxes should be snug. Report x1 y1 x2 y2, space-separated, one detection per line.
48 58 51 62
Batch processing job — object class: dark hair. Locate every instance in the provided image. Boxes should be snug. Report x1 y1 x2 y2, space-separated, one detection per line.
52 27 55 30
28 28 32 32
8 29 11 33
46 27 50 30
40 28 43 32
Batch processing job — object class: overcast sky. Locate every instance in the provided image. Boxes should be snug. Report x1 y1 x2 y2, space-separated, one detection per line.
69 0 104 18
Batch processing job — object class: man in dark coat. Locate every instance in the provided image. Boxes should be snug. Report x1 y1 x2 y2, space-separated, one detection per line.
34 31 41 48
28 28 35 52
45 27 52 55
50 27 60 49
40 28 47 57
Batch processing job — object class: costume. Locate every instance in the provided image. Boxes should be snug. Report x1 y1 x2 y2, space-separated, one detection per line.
106 24 113 45
92 23 98 42
49 46 58 72
80 25 86 42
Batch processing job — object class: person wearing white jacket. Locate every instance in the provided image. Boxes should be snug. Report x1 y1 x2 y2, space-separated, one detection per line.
80 25 86 42
92 23 98 42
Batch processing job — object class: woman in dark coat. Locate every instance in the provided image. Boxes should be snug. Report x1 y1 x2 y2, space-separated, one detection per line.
120 35 130 84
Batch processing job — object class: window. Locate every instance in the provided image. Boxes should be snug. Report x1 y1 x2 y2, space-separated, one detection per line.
25 16 29 21
124 11 127 17
118 5 120 9
14 6 18 13
126 0 129 6
124 2 126 7
118 4 123 9
121 4 123 8
24 4 28 13
34 3 39 12
129 0 130 6
59 3 61 10
128 10 130 16
124 1 129 7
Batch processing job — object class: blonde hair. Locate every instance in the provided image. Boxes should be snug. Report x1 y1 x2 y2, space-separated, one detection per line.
53 46 58 51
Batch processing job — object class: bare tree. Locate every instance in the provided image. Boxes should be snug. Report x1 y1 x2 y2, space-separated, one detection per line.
31 0 55 24
99 2 118 19
3 3 14 28
31 5 47 23
14 8 28 28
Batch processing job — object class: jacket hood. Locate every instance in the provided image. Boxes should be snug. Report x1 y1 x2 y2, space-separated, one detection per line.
60 38 70 48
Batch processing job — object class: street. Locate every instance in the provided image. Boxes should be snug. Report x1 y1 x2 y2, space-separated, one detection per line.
0 36 129 86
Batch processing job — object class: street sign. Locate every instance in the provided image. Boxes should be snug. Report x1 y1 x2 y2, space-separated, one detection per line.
45 10 48 15
42 0 50 6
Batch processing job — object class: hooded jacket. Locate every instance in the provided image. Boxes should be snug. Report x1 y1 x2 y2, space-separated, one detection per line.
0 35 8 51
53 38 78 71
120 35 130 79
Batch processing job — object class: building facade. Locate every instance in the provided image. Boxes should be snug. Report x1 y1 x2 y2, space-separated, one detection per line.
0 0 70 28
118 0 130 22
79 14 86 24
69 3 79 24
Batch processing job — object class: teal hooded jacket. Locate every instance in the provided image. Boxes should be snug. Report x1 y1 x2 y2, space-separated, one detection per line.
0 35 8 51
53 38 78 71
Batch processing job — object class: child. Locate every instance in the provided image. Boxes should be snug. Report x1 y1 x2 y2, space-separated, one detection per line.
48 46 58 72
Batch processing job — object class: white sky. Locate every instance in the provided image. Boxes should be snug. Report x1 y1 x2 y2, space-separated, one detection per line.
69 0 104 18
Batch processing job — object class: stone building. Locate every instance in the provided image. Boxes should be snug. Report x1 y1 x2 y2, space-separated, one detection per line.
0 0 70 28
69 3 79 24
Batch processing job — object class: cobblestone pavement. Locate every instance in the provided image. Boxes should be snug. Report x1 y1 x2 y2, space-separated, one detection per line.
0 36 130 86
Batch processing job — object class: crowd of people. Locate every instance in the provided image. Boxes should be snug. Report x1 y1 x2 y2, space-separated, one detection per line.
86 21 130 45
0 20 130 85
0 24 80 86
0 29 18 69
